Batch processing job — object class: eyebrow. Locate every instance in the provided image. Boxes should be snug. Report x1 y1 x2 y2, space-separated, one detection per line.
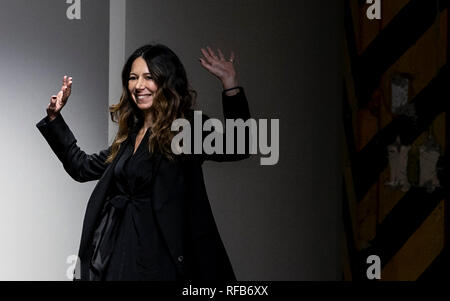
129 72 151 75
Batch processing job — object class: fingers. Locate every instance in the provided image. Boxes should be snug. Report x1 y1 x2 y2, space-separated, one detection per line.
201 46 222 64
199 57 214 73
57 90 64 102
59 75 72 102
62 75 73 89
65 76 73 95
229 51 235 63
48 75 72 115
200 48 214 65
61 76 67 94
201 47 235 63
206 46 219 60
62 76 68 94
217 49 225 61
199 47 237 81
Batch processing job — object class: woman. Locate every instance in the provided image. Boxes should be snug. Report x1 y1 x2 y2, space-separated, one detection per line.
36 44 250 281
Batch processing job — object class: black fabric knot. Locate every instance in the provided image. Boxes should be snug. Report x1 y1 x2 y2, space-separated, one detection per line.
108 194 131 209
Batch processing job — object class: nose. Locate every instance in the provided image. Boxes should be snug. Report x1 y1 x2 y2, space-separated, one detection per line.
136 77 145 90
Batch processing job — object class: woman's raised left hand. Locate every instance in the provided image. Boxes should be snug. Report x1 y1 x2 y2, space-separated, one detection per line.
199 46 238 91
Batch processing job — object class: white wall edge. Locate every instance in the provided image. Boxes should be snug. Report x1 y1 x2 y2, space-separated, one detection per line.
108 0 126 143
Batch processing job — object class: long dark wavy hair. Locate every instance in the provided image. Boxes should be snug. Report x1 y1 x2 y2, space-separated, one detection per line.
106 44 196 163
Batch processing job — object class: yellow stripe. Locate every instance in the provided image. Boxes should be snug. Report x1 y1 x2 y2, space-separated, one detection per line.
355 181 378 251
381 199 445 280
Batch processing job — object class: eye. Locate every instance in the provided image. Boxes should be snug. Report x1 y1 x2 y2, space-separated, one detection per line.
129 75 137 81
145 75 153 80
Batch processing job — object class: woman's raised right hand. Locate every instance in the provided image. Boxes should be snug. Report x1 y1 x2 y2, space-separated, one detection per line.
47 75 72 121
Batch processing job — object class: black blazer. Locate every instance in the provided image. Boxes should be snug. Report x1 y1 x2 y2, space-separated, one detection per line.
36 88 251 280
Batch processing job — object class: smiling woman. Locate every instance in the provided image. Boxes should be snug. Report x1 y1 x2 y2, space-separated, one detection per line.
128 57 158 155
128 57 158 112
107 45 197 161
36 43 251 281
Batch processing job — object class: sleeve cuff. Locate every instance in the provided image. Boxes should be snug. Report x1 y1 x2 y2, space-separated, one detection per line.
36 114 77 155
36 114 62 128
222 86 243 96
221 87 250 120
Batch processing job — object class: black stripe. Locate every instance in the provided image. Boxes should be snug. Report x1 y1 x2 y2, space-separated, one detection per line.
343 1 359 173
343 2 360 280
343 85 358 161
342 182 359 280
354 64 450 203
355 0 448 107
445 3 450 278
417 246 450 280
359 187 444 270
344 0 359 87
342 184 355 278
342 86 360 279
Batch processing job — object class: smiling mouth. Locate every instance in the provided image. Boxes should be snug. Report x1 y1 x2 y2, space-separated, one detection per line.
136 93 152 99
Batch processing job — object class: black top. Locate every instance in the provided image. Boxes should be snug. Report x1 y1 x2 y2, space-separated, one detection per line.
89 128 177 280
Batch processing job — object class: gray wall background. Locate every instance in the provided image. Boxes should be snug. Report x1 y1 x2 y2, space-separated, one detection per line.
0 0 109 280
126 0 341 280
0 0 340 280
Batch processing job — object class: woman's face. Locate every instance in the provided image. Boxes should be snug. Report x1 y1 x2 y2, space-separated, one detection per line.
128 57 158 112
